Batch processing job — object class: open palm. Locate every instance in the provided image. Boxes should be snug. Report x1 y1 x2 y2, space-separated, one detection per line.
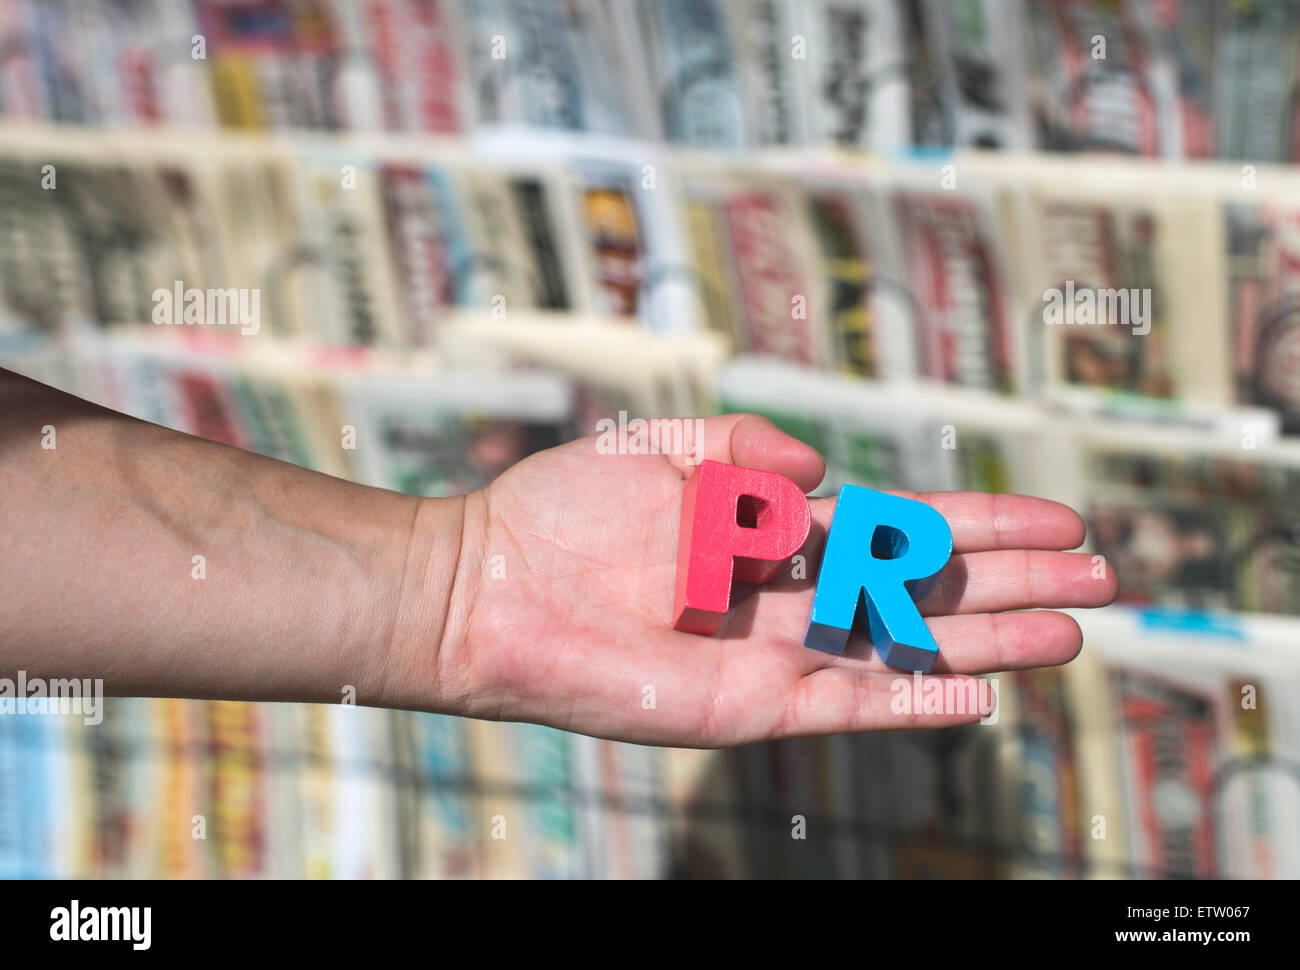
439 414 1116 747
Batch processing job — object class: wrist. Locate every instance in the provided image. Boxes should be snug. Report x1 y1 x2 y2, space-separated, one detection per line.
377 490 485 715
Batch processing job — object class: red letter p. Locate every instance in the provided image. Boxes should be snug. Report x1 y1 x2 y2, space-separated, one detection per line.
673 460 811 635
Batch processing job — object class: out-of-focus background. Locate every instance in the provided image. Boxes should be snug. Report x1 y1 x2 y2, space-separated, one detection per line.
2 0 1300 879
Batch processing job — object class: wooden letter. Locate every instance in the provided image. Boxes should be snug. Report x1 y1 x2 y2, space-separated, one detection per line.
804 484 952 672
673 460 811 635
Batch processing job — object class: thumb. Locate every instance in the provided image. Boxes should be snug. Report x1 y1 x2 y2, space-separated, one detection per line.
668 413 825 493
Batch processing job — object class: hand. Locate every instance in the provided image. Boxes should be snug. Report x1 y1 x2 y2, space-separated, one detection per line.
419 414 1118 747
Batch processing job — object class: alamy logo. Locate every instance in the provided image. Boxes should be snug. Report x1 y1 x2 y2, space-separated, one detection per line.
595 412 706 465
1042 281 1151 336
152 281 260 335
0 671 102 726
50 900 151 950
890 672 999 724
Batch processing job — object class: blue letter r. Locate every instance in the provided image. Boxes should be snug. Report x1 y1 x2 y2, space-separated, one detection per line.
804 485 953 673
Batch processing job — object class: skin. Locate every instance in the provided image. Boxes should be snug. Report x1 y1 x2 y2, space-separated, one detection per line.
0 369 1118 747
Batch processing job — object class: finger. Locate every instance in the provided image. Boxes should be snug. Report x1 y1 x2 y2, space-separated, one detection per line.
740 583 1082 674
918 550 1118 616
669 413 825 493
803 492 1086 557
802 610 1084 675
887 491 1087 552
741 544 1107 638
774 667 996 737
920 610 1082 674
